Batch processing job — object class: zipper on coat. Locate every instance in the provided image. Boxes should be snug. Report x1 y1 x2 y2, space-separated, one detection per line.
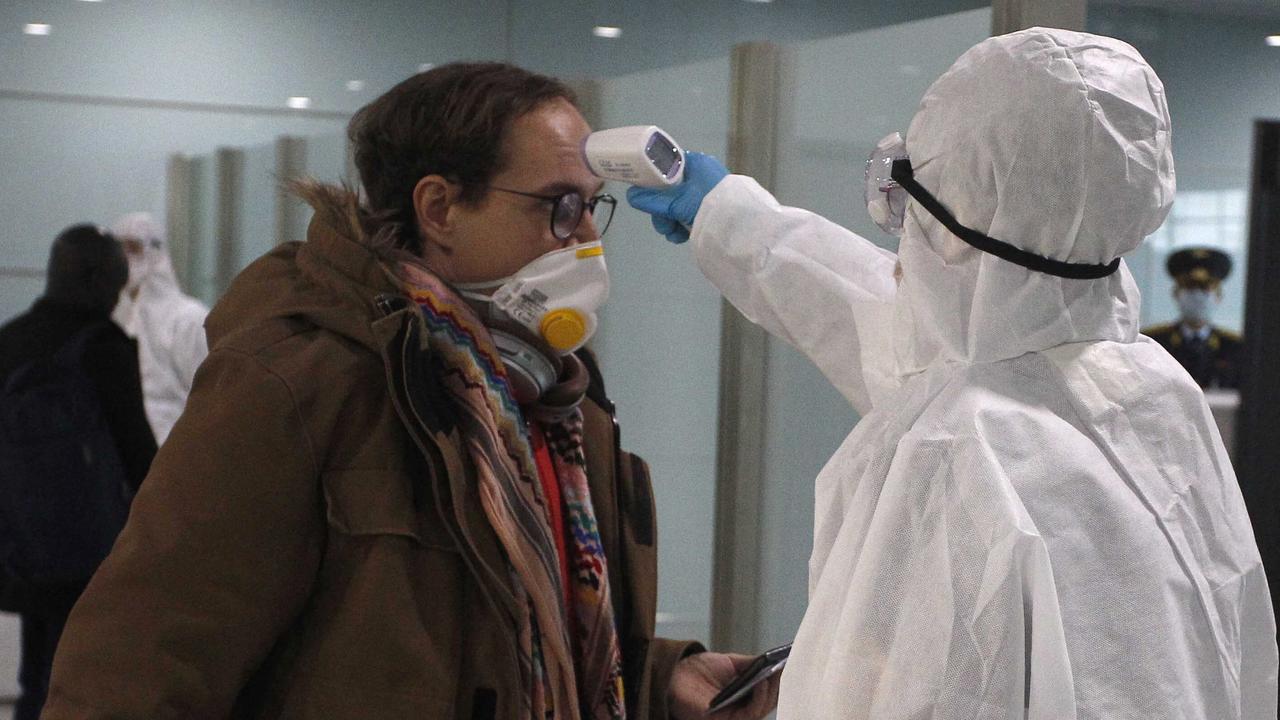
374 293 408 318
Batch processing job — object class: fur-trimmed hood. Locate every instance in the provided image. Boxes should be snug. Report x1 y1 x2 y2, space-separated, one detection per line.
204 182 407 354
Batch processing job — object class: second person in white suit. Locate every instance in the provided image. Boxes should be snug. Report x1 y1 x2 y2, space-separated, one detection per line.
110 212 209 445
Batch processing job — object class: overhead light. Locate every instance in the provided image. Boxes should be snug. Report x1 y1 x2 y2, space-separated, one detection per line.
418 63 435 73
345 80 365 92
593 26 622 39
286 96 312 109
23 23 52 36
1267 35 1280 47
744 0 773 3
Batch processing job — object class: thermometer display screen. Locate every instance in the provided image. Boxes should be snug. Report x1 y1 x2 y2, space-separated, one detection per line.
645 133 682 177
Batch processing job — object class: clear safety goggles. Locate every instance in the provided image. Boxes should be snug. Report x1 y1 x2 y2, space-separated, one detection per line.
862 132 1120 280
864 132 911 237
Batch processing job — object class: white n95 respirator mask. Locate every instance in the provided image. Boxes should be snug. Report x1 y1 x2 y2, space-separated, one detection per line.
457 241 610 354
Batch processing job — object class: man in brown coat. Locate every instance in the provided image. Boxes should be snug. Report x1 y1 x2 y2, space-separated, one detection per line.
41 63 779 719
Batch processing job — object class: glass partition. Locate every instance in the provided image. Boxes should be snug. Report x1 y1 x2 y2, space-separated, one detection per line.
298 133 354 241
170 132 354 306
185 154 220 308
593 57 732 646
237 141 279 277
304 133 351 188
0 95 343 325
757 7 992 648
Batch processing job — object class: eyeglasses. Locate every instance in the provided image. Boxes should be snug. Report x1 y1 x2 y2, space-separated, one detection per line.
487 186 616 241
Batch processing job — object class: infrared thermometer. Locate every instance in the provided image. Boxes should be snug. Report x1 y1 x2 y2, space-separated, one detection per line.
583 125 685 188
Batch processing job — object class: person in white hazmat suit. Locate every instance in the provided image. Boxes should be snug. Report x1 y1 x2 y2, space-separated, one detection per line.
110 212 209 445
628 28 1278 719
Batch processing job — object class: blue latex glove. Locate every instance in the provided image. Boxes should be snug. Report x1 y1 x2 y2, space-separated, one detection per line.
626 151 729 244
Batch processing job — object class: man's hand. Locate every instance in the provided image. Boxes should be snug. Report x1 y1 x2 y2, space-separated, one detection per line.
668 651 781 720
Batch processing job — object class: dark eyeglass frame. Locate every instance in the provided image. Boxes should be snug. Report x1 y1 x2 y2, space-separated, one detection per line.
487 186 617 241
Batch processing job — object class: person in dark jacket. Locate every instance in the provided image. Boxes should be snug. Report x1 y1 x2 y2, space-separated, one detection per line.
0 224 156 720
1142 246 1243 389
42 64 778 719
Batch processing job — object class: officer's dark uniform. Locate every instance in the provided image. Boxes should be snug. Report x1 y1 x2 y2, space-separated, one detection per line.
1142 247 1243 390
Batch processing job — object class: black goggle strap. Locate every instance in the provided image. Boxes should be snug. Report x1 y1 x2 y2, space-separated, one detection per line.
890 159 1120 280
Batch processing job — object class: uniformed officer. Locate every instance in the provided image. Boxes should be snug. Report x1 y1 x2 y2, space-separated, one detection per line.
1142 246 1243 389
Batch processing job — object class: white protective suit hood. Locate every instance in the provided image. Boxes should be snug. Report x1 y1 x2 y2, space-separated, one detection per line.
892 27 1173 377
113 212 184 298
111 212 210 444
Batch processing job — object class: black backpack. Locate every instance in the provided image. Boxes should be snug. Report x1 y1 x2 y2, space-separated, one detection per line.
0 322 133 611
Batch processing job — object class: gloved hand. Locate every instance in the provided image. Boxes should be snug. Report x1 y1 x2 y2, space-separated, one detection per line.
626 151 729 244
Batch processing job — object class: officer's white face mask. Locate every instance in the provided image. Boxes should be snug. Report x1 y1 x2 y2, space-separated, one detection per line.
457 241 610 354
1177 288 1218 326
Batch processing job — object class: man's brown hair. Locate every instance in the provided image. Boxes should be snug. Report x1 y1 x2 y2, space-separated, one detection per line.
347 62 578 255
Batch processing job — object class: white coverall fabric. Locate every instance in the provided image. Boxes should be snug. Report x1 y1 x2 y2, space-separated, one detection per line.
111 212 209 444
690 27 1277 720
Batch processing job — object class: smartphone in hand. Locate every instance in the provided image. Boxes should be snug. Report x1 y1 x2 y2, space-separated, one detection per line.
707 642 791 714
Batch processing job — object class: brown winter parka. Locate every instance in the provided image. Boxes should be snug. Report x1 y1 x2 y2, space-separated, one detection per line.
41 196 699 719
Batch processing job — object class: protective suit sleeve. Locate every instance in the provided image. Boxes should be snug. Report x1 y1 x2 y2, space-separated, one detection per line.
41 348 323 718
170 299 210 393
690 175 899 415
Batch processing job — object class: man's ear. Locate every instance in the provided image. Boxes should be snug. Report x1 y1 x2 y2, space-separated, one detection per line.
413 174 461 250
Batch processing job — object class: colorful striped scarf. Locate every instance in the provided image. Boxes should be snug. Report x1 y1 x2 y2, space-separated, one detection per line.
399 261 625 720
